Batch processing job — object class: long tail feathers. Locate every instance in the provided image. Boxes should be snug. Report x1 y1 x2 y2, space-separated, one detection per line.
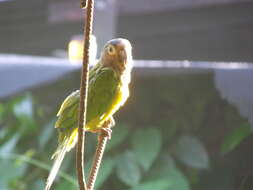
44 140 68 190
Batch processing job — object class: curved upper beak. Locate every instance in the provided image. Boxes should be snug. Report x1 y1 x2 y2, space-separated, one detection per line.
119 49 127 63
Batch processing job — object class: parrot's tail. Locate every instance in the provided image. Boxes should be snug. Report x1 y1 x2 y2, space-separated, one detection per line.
45 129 78 190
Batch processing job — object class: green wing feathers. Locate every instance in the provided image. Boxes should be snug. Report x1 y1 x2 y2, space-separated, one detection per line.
55 67 119 131
55 90 79 129
86 67 119 131
45 128 78 190
55 62 106 130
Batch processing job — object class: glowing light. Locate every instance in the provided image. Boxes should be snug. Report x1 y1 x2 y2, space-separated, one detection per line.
68 40 83 62
68 35 97 64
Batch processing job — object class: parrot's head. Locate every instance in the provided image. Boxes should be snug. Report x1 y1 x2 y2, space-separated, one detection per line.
101 38 133 75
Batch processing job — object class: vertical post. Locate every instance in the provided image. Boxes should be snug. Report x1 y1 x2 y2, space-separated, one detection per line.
76 0 94 190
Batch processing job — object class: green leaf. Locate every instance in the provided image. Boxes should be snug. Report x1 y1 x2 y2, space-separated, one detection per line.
15 149 35 166
132 167 190 190
11 94 37 136
106 124 129 151
95 157 115 189
165 168 190 190
31 179 44 190
13 94 33 120
131 127 162 171
0 134 20 156
148 153 175 179
130 179 172 190
221 122 252 154
0 159 27 185
0 128 8 140
136 154 190 190
175 135 209 169
0 153 77 186
116 151 141 186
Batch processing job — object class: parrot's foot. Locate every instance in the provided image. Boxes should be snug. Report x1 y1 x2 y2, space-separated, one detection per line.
90 118 114 140
106 117 115 128
99 128 112 140
98 117 114 140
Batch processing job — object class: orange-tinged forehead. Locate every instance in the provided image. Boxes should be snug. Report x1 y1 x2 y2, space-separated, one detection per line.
106 38 132 51
101 38 133 73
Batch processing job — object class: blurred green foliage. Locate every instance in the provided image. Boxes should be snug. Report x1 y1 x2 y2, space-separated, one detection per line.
0 73 252 190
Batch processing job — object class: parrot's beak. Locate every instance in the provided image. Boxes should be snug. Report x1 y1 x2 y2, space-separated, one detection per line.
119 49 127 63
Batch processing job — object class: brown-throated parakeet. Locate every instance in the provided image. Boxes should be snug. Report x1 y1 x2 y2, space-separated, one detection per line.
45 38 133 190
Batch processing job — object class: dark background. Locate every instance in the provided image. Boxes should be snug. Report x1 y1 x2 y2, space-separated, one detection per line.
0 0 253 62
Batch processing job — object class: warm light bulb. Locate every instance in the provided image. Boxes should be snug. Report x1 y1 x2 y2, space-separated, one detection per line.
68 35 97 64
68 40 83 62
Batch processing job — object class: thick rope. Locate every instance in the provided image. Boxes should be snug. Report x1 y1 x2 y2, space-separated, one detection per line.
76 0 94 190
87 126 111 190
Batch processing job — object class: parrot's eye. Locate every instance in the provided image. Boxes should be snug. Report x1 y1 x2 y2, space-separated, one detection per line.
107 45 116 55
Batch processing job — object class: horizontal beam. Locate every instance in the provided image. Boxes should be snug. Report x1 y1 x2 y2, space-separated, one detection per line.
0 54 252 98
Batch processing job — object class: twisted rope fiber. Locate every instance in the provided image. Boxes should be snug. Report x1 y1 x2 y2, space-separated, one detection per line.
87 129 109 190
76 0 94 189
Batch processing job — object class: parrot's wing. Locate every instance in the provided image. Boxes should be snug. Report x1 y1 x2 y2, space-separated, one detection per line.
55 90 80 129
55 66 119 131
55 62 102 130
45 128 78 190
57 90 79 116
46 91 81 190
86 67 119 129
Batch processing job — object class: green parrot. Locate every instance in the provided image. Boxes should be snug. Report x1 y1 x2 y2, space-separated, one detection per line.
45 38 133 190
